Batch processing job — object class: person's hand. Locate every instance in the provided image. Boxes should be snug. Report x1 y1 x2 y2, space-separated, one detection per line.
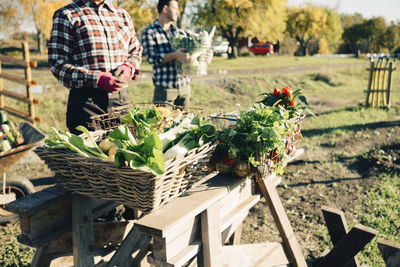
174 48 191 64
96 72 126 93
114 63 132 82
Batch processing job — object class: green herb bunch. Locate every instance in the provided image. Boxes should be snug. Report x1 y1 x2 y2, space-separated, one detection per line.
217 103 294 175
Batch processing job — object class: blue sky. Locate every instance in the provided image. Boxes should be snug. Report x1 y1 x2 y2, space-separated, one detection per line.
287 0 400 23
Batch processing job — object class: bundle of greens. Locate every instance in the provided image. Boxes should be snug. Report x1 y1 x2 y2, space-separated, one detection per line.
0 111 24 153
171 27 215 75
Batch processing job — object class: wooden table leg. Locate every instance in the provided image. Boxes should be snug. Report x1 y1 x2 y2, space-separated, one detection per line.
72 194 94 267
257 178 307 267
201 202 223 267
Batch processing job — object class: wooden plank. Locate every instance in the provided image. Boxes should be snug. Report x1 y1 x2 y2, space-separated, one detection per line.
0 62 3 108
228 223 243 245
0 106 35 123
201 202 223 267
162 216 200 261
23 42 36 125
104 228 151 267
0 54 37 68
377 238 400 267
258 178 307 267
0 71 34 86
0 193 16 205
218 178 253 220
222 242 290 267
0 89 40 104
30 245 53 267
134 174 242 238
386 62 394 108
5 184 67 215
167 241 201 267
220 195 260 244
316 224 378 267
72 194 94 267
380 59 389 106
366 67 396 71
365 61 374 107
44 221 127 254
321 206 359 267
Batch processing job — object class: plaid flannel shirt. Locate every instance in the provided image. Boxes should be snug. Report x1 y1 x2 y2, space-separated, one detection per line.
141 19 190 89
48 0 142 90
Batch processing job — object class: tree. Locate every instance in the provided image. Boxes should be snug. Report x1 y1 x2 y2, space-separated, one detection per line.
0 1 22 39
18 0 69 54
383 22 400 52
322 7 343 53
193 0 287 58
286 4 342 55
116 0 155 35
342 16 390 53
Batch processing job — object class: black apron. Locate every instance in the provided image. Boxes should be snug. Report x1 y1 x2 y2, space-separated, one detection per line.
66 86 130 134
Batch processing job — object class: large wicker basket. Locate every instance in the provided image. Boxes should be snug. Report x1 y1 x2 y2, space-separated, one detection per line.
35 141 216 212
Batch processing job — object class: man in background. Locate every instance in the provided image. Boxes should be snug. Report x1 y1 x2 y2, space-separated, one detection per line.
141 0 192 107
48 0 142 134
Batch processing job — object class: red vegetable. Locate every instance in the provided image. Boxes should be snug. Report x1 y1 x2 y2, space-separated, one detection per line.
273 88 280 95
282 86 292 97
223 154 236 166
289 100 295 106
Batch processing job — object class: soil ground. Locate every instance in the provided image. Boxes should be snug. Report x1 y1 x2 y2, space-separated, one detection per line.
2 62 399 265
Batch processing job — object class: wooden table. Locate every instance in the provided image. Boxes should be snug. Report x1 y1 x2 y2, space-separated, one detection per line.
6 172 307 267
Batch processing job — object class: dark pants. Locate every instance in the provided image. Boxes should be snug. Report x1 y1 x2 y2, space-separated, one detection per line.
153 84 191 107
66 86 130 134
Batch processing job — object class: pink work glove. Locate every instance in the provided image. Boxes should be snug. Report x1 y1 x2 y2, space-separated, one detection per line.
114 63 132 82
96 72 125 93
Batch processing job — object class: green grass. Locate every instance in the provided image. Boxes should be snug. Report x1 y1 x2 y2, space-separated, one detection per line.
356 175 400 265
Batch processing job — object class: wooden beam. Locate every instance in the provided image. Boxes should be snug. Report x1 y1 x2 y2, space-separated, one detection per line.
0 89 40 104
321 206 359 267
0 71 37 86
72 195 94 267
316 224 378 267
104 228 151 267
222 242 290 267
258 178 307 267
0 54 37 68
0 106 35 123
0 62 3 108
201 202 223 267
377 238 400 267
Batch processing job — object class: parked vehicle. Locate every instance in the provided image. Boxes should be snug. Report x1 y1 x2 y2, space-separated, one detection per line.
212 41 230 56
249 43 274 55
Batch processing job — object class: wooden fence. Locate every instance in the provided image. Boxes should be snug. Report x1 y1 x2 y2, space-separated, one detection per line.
0 42 40 124
365 57 396 108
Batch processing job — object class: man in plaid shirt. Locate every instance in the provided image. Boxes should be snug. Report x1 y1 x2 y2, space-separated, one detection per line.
48 0 142 134
141 0 192 107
